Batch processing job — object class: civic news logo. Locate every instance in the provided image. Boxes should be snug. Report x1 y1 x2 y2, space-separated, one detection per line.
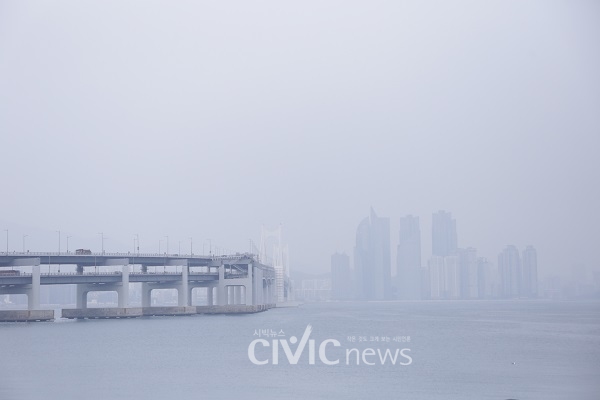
248 324 412 366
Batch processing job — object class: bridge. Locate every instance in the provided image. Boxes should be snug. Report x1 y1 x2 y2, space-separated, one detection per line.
0 251 277 321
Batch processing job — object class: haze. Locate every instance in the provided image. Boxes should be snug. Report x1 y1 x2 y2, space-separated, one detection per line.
1 1 599 279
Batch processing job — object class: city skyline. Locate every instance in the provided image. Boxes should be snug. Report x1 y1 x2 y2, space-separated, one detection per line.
330 208 548 301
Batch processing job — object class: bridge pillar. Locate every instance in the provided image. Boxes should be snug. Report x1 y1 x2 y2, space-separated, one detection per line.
207 286 214 306
141 283 151 307
234 286 241 305
28 265 41 310
217 263 226 305
254 268 263 305
117 265 129 308
178 263 189 306
227 286 233 305
76 284 88 309
246 263 253 306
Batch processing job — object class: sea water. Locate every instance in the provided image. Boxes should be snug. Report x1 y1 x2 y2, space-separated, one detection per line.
0 300 599 400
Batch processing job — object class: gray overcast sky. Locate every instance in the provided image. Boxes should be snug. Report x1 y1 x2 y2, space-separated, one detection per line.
0 1 599 278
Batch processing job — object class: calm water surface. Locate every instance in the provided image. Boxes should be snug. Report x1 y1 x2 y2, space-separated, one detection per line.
1 301 599 400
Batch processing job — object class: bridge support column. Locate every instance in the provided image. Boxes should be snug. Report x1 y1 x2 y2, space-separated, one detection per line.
177 263 189 307
234 286 241 305
246 263 254 306
227 286 233 305
207 286 214 306
117 265 129 308
76 284 88 309
28 265 41 310
217 263 226 305
141 283 151 307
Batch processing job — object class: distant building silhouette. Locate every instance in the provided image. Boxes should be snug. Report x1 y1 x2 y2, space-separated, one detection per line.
331 252 351 300
477 257 500 298
458 247 478 299
498 245 521 298
354 207 391 300
428 256 444 299
432 210 457 257
427 255 459 299
396 215 421 300
521 246 538 298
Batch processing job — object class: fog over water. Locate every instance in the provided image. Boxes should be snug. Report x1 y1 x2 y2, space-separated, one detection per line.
1 1 599 278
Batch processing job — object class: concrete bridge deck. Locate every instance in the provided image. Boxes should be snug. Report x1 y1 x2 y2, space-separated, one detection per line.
0 252 278 321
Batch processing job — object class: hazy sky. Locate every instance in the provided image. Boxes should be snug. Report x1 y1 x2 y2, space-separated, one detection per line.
1 1 598 278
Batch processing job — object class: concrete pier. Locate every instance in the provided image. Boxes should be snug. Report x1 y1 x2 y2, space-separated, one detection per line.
0 310 54 322
196 304 275 314
59 304 275 319
61 307 143 319
142 306 196 316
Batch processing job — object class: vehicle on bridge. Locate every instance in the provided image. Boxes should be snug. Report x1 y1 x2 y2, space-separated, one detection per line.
75 249 92 255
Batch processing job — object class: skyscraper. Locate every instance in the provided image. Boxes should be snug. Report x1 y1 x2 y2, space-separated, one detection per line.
477 257 500 299
458 247 478 299
354 207 391 300
397 215 421 300
498 245 521 298
443 255 460 299
432 210 457 257
428 256 444 299
331 252 351 300
521 246 538 298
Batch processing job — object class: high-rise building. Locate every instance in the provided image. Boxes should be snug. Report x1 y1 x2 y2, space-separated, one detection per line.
354 207 391 300
443 255 460 299
477 257 500 299
427 255 459 299
397 215 421 300
428 256 444 299
331 252 351 300
521 246 538 298
432 210 457 257
498 245 521 298
458 247 478 299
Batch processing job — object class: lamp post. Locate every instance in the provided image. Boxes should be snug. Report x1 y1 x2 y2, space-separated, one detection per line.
67 235 71 253
165 236 169 255
178 240 182 255
135 234 139 255
56 230 61 255
189 237 193 256
22 234 28 253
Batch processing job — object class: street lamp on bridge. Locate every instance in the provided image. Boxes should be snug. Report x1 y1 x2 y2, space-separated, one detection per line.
22 234 28 253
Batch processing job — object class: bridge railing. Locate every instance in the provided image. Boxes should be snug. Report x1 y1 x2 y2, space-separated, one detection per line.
1 251 259 260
